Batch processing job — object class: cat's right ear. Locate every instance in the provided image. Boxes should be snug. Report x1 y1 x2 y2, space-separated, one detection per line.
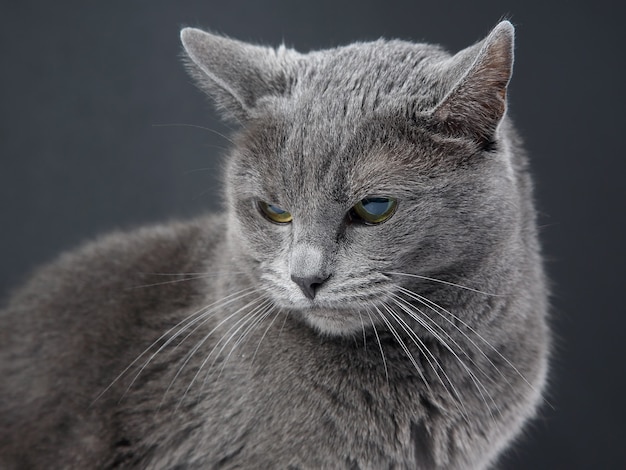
180 28 298 123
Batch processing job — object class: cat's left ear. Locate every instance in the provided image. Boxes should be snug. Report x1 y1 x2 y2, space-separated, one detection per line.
180 28 297 123
431 21 514 146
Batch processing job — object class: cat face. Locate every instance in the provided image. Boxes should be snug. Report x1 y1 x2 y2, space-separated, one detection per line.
226 115 514 336
182 24 517 335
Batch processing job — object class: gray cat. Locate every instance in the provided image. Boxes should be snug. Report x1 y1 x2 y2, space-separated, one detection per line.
0 21 549 469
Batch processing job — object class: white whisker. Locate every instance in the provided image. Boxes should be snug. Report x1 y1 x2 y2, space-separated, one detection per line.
379 301 468 421
163 296 267 409
277 308 290 338
388 295 498 422
364 307 389 384
396 285 542 401
396 287 504 384
151 123 236 145
124 288 261 403
251 306 282 363
371 303 433 396
174 298 272 409
127 274 218 290
358 311 367 350
139 271 247 277
91 286 258 405
215 300 275 376
384 271 501 296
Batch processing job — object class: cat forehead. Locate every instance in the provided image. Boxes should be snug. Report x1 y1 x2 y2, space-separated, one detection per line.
289 40 450 113
233 114 457 206
302 40 447 82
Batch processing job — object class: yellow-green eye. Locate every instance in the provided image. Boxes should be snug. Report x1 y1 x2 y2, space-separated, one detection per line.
352 196 397 225
258 201 293 224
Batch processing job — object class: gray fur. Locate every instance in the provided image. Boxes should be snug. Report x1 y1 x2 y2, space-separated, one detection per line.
0 21 549 469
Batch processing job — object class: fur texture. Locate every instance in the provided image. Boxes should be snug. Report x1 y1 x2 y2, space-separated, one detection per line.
0 21 549 469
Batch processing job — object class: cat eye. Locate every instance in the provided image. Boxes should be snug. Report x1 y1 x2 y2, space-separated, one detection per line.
351 196 397 225
258 201 293 224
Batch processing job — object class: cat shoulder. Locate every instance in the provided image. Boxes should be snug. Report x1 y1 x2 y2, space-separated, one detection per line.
1 215 224 319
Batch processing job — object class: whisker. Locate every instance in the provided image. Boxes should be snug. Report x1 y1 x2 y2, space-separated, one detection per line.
378 302 469 421
139 271 247 277
388 295 498 422
174 298 272 409
383 271 501 297
251 306 282 363
212 304 276 381
277 309 290 338
371 303 432 396
128 288 262 400
396 285 545 403
358 312 367 350
151 123 236 145
127 274 217 290
364 307 389 384
214 300 275 376
396 287 503 384
162 296 267 409
166 288 262 357
91 286 258 405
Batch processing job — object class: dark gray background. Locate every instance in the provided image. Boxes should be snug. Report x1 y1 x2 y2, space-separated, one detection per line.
1 1 624 468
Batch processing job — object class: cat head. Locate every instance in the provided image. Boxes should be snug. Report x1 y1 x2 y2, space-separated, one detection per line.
181 22 519 336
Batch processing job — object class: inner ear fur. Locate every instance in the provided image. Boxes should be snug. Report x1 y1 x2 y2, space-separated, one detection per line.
431 21 515 145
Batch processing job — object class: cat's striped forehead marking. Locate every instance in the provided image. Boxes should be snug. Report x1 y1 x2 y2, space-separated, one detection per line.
235 112 469 216
296 40 449 116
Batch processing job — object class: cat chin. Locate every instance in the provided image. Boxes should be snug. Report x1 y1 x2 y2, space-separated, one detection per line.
299 309 365 337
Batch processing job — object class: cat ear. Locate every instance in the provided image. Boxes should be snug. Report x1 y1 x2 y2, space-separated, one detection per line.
431 21 514 145
180 28 296 123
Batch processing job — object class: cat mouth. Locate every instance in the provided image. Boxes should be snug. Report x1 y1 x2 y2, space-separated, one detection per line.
289 295 363 311
280 284 389 311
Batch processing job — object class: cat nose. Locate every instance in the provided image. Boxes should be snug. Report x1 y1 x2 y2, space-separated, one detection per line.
291 274 330 300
